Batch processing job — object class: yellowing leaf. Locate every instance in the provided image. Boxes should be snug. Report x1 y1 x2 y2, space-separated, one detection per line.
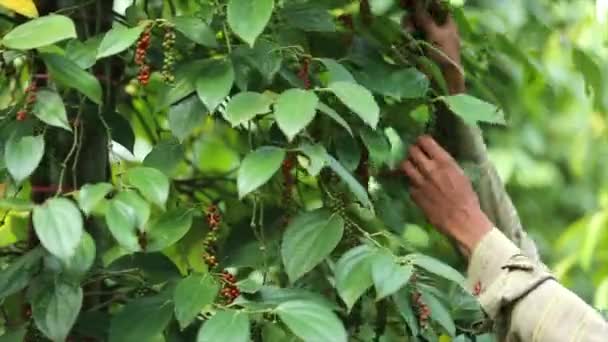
0 0 38 18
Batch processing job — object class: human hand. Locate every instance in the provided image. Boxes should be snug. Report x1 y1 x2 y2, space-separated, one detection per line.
401 135 493 257
402 0 465 93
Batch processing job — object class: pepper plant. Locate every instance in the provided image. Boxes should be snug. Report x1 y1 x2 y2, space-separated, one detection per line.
0 0 510 341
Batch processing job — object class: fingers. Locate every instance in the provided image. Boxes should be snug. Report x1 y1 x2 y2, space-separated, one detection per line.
401 160 424 186
411 0 435 32
408 145 435 176
416 135 453 162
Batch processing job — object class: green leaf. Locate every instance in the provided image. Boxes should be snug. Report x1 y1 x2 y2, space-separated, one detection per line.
225 92 273 127
420 289 456 336
409 254 466 287
0 325 28 342
441 94 505 126
105 111 135 152
298 143 328 176
329 82 379 129
65 37 100 69
256 286 340 311
61 232 95 277
168 95 207 142
371 251 413 300
236 270 265 294
109 296 174 342
335 245 376 310
360 128 390 166
318 59 356 84
1 15 76 50
5 135 44 184
0 248 43 300
97 24 145 59
174 273 220 329
393 290 419 336
163 60 208 107
282 210 344 282
195 59 234 112
227 0 274 47
357 67 428 100
105 191 150 252
277 300 347 342
326 155 373 210
281 4 336 32
317 102 353 136
32 281 82 342
143 139 184 176
32 89 71 131
125 167 170 209
0 198 34 211
41 53 102 104
33 198 83 261
237 146 285 199
274 89 319 141
197 310 250 342
573 48 608 112
147 208 193 252
77 182 113 216
238 39 283 84
173 16 218 47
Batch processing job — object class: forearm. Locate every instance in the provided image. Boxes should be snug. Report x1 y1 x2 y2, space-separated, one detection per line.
443 66 465 95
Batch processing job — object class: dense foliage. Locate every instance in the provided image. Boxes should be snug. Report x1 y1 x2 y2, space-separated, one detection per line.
0 0 605 341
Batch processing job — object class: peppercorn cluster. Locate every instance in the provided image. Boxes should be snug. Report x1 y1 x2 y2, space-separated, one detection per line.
135 26 152 86
219 270 240 304
411 291 431 328
160 21 176 84
17 82 37 121
202 205 221 269
297 58 311 89
280 154 296 227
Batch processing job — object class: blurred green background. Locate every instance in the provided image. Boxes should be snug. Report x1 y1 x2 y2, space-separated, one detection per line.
459 0 608 308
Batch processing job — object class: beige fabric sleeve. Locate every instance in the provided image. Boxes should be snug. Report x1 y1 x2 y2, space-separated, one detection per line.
468 228 608 342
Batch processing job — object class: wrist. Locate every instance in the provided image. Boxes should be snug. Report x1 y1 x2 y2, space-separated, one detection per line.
445 207 493 258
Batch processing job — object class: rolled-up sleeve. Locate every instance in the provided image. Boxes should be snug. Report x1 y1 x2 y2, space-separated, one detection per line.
467 228 608 341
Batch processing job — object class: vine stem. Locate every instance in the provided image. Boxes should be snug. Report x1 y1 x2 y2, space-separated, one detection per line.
56 99 85 197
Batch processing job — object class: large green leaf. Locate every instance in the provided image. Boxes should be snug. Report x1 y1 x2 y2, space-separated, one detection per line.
163 60 208 107
173 16 218 47
196 59 234 112
317 102 353 136
256 286 340 311
105 191 151 252
298 143 328 176
147 208 193 252
441 94 505 126
0 248 43 300
360 128 390 166
326 155 373 210
168 95 207 142
61 232 96 277
393 289 419 336
143 139 184 176
197 310 250 342
77 182 113 216
97 24 145 59
32 89 71 131
124 167 170 209
109 296 174 342
225 92 273 127
420 289 456 336
281 3 336 32
409 254 466 287
357 67 429 100
371 251 414 300
274 89 319 141
573 48 608 112
277 300 347 342
174 273 220 329
281 210 344 282
65 37 100 69
4 134 44 183
318 59 356 84
41 53 102 104
1 15 76 50
227 0 274 47
32 281 82 342
33 198 83 261
237 146 285 199
329 82 379 129
335 245 376 310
